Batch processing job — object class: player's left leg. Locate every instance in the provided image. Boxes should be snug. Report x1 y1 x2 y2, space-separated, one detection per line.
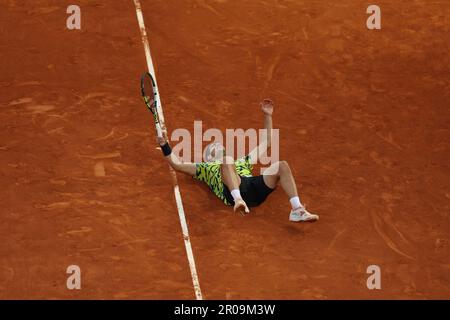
263 161 319 222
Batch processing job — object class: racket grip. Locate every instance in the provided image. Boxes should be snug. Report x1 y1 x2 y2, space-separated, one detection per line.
156 123 163 138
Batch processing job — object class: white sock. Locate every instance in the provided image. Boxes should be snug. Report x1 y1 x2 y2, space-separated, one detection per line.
230 189 242 202
289 196 303 210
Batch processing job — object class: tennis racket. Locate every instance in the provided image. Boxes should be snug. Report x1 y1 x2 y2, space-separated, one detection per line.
140 72 163 138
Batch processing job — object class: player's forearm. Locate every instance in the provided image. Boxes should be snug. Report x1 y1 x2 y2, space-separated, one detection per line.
163 148 197 176
264 114 272 148
166 152 182 167
158 138 178 166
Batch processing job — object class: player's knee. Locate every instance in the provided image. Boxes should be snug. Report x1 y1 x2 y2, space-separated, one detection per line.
222 155 235 166
278 160 290 172
279 160 289 167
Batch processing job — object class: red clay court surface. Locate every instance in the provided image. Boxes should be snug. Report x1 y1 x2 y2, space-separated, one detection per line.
0 0 449 299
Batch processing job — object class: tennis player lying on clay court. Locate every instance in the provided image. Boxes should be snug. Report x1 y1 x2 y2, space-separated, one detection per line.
157 99 319 222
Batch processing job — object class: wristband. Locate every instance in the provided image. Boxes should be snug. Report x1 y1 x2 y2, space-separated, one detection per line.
161 142 172 156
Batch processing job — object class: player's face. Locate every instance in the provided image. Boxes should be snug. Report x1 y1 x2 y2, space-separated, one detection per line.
212 144 225 159
205 142 225 162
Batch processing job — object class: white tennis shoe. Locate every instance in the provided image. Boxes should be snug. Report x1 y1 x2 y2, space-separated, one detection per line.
289 206 319 222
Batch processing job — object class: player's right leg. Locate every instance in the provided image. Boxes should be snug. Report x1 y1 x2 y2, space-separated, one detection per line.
220 156 249 215
263 160 319 222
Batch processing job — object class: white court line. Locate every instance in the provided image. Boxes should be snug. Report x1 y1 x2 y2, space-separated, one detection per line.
133 0 203 300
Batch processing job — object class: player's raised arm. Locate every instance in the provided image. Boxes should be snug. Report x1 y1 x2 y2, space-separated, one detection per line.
248 99 273 163
157 136 197 176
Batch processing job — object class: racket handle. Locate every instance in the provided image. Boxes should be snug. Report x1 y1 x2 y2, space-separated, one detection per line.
156 123 163 138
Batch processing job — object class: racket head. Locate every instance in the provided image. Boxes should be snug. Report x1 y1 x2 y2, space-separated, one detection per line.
140 72 163 137
140 72 158 115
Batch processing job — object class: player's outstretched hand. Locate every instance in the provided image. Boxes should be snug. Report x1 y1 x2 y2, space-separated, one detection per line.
261 98 274 116
234 199 250 216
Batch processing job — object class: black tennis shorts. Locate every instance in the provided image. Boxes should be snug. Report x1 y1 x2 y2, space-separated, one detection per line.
223 175 275 207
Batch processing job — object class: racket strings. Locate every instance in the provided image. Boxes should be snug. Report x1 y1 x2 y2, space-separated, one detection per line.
142 75 157 108
143 95 155 107
141 73 161 128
